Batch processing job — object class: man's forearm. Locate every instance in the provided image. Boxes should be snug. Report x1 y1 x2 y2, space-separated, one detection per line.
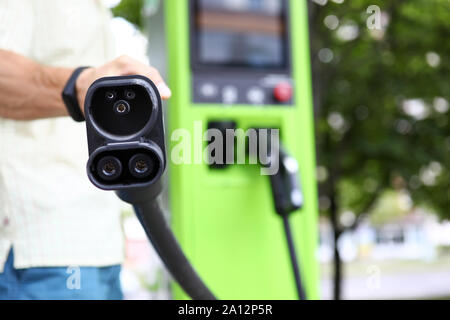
0 49 73 120
0 50 172 121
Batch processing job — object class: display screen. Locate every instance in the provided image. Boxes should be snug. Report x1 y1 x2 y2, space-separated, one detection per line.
193 0 288 70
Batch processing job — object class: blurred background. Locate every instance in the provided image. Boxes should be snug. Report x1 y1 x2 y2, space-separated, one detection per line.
103 0 449 300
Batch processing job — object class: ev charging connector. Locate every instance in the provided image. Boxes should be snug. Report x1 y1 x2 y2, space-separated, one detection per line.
84 75 166 191
251 129 307 300
84 75 216 300
268 145 307 300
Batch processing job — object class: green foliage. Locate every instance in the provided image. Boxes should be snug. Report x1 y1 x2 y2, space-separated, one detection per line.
369 190 411 226
111 0 145 30
310 0 449 222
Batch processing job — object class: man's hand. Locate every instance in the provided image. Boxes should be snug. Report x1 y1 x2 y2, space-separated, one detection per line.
76 55 172 110
0 50 171 121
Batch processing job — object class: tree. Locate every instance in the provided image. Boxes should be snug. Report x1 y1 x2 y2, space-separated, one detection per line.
308 0 449 299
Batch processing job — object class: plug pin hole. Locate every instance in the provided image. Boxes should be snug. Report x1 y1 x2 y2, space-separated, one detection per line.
105 91 116 101
125 90 136 100
113 100 131 115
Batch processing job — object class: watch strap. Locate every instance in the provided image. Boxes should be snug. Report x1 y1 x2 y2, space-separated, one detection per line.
62 66 89 122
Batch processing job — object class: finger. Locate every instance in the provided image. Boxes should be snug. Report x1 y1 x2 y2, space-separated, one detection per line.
121 65 172 100
143 66 172 100
115 57 172 100
156 82 172 100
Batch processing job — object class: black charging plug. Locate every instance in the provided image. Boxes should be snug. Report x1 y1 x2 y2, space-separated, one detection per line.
84 75 166 190
84 76 216 300
249 127 306 300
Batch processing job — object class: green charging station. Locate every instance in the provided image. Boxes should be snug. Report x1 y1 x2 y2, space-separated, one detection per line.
165 0 319 300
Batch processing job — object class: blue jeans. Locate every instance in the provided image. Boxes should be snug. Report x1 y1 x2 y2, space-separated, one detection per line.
0 250 123 300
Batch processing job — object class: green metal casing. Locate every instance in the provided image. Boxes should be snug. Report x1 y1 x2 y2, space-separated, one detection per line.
165 0 319 299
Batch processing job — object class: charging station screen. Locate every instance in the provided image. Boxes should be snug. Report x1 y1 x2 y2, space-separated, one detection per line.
194 0 288 70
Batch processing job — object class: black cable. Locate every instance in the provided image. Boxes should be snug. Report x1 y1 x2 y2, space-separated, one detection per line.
282 215 306 300
133 201 217 300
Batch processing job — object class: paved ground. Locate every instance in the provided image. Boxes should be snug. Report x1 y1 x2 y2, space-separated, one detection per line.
320 257 450 300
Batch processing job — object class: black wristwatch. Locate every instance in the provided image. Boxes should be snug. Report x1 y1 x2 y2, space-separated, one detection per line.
62 66 90 122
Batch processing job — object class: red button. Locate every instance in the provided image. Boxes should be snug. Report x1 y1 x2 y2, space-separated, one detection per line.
273 82 293 102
